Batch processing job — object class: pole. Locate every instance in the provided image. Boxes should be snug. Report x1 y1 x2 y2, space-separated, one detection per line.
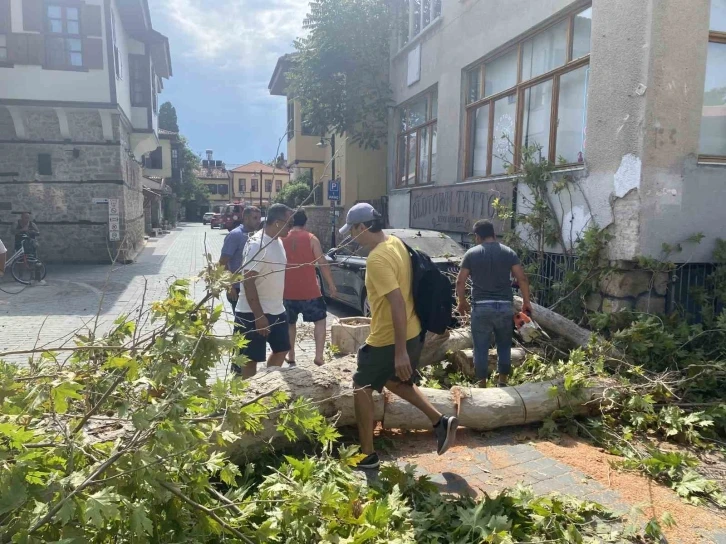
330 133 336 249
259 169 263 211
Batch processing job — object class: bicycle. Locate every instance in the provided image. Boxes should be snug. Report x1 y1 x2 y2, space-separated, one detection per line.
6 234 47 285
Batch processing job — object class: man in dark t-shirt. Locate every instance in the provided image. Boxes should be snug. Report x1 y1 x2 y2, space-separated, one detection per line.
456 220 531 387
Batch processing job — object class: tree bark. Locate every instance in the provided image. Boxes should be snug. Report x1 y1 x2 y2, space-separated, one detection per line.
513 296 593 348
419 329 473 368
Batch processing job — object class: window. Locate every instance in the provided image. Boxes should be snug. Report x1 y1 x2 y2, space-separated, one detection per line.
399 0 442 49
251 179 259 192
208 184 218 195
45 5 83 68
111 10 121 78
0 35 7 61
218 184 228 196
265 180 272 193
699 0 726 158
152 73 158 114
239 178 247 193
38 154 52 176
148 147 162 169
171 148 179 169
465 6 591 178
287 101 295 141
276 180 282 192
301 109 315 136
129 56 147 106
396 88 438 187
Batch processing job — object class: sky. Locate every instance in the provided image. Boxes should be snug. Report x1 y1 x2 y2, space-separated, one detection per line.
149 0 308 168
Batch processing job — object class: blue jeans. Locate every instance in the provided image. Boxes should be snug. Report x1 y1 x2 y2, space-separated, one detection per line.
471 302 514 380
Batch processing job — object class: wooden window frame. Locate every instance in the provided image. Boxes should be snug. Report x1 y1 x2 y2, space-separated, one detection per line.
251 179 259 192
463 6 591 180
239 178 246 193
275 179 282 192
395 89 438 188
129 55 148 107
45 2 84 69
699 30 726 163
265 179 272 193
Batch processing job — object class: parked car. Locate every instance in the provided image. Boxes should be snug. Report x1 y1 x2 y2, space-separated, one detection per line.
322 229 465 316
222 202 246 231
202 212 215 225
210 214 224 229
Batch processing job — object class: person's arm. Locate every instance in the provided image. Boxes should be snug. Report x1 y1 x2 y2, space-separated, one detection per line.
456 267 471 315
240 242 269 336
29 222 39 235
512 264 532 314
311 235 337 298
386 288 413 381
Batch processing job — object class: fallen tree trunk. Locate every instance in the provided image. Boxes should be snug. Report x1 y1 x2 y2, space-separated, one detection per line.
514 296 593 348
449 348 527 378
227 359 608 460
419 329 473 368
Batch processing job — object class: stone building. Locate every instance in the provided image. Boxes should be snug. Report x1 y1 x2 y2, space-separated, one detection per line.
385 0 726 313
0 0 172 263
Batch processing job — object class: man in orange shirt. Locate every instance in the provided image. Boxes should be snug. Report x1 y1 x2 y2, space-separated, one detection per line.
282 210 338 366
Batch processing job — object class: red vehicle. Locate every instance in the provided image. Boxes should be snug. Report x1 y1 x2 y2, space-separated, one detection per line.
222 202 247 231
210 213 224 229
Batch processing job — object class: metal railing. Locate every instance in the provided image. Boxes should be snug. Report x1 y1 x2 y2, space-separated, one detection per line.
666 263 723 324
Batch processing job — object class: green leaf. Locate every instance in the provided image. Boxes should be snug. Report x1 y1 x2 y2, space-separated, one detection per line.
84 488 121 527
220 463 241 487
130 503 154 536
51 381 84 414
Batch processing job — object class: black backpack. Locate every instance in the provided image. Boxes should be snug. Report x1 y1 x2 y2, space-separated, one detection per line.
399 239 456 335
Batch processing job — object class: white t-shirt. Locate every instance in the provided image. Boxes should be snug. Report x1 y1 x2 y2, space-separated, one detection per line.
238 232 287 315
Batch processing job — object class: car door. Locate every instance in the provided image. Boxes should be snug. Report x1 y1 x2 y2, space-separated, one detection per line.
338 240 369 310
329 241 359 307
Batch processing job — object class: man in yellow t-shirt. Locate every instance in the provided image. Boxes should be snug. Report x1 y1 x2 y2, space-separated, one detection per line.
338 203 458 470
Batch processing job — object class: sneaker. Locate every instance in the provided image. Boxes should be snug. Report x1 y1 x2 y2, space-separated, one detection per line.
356 452 380 470
37 280 47 286
434 415 458 455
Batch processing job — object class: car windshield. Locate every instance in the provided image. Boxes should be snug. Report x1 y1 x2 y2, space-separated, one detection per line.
388 230 465 259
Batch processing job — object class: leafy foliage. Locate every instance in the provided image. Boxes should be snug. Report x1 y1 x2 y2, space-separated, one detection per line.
274 181 315 209
158 101 179 133
287 0 393 149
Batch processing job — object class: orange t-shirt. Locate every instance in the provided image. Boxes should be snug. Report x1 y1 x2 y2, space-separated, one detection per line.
282 229 322 301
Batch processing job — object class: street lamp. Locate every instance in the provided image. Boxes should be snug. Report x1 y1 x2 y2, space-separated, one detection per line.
316 135 338 248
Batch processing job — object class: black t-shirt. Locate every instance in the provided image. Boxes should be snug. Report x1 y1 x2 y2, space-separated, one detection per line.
461 242 520 302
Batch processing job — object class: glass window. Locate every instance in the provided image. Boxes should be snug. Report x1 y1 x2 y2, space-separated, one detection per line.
208 184 218 195
408 96 428 127
433 0 441 19
239 179 246 192
47 5 83 67
276 180 282 191
406 133 418 185
396 89 437 186
412 0 421 36
399 0 441 49
418 127 430 183
468 66 481 104
251 179 259 192
711 0 726 32
469 103 490 177
430 124 438 183
265 180 272 192
521 19 568 81
219 184 228 195
287 101 295 141
491 94 517 175
484 49 518 98
572 8 593 59
699 42 726 156
557 66 589 164
521 79 554 161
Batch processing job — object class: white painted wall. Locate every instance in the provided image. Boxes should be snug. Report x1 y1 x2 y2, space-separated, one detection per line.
388 191 411 228
111 0 131 121
1 0 111 103
131 106 147 130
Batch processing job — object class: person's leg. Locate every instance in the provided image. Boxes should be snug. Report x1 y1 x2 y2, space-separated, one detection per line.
283 301 299 363
267 351 287 367
234 312 263 377
384 381 441 424
302 298 328 366
492 304 515 386
471 306 495 385
267 313 291 368
313 319 326 365
353 385 376 455
287 322 297 362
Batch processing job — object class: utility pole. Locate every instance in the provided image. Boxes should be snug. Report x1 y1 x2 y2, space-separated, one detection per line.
330 133 336 249
259 169 263 211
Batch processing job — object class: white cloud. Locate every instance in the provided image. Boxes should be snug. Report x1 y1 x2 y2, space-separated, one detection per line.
152 0 307 70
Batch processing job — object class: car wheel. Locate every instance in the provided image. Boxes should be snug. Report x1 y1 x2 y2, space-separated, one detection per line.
361 290 371 318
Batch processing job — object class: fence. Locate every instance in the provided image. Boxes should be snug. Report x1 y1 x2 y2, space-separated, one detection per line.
665 263 723 324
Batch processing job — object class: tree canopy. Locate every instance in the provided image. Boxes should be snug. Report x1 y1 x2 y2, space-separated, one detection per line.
275 181 315 208
159 102 179 133
286 0 392 149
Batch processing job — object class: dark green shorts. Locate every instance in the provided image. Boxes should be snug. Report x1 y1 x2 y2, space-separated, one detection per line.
353 336 424 393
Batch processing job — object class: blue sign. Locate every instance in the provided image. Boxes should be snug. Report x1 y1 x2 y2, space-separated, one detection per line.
327 179 341 202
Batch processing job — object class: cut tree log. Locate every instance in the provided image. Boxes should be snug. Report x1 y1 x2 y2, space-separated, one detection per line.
514 296 593 348
227 358 608 460
419 329 473 368
449 348 527 378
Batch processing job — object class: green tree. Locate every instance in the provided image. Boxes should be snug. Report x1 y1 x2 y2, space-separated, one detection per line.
275 181 315 208
286 0 392 149
159 101 179 132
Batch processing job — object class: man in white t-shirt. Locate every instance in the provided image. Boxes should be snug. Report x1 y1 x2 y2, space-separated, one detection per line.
234 204 294 377
0 238 6 277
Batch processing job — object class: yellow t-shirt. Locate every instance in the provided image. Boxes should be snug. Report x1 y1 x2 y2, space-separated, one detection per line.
365 236 421 347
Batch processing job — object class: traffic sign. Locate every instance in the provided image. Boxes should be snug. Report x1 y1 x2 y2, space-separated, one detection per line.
327 179 341 202
109 231 120 241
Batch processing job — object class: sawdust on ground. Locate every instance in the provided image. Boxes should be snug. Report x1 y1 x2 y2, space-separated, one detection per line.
531 435 726 544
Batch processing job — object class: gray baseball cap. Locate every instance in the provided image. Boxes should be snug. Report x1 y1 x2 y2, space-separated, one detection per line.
339 202 381 236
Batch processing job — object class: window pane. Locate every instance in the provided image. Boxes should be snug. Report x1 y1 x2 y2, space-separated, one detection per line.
50 19 63 33
0 49 6 60
67 21 79 35
68 38 82 52
423 0 431 27
557 66 589 164
484 49 518 97
491 94 517 175
399 107 408 132
406 133 418 185
572 8 593 59
522 79 553 161
433 0 441 19
418 127 429 183
47 6 61 18
700 42 726 155
412 0 421 36
468 67 480 104
431 92 438 119
66 7 79 20
711 0 726 31
209 185 218 195
398 136 407 185
219 185 228 195
469 104 490 177
430 124 438 182
521 19 568 81
408 96 428 127
399 0 410 46
70 52 82 67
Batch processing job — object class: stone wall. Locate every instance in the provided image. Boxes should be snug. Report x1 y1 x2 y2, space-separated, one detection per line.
0 106 146 263
302 205 345 252
585 263 669 315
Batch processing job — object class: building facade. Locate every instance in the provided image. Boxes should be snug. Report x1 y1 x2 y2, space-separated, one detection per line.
229 161 290 211
0 0 171 263
385 0 726 307
197 150 230 214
